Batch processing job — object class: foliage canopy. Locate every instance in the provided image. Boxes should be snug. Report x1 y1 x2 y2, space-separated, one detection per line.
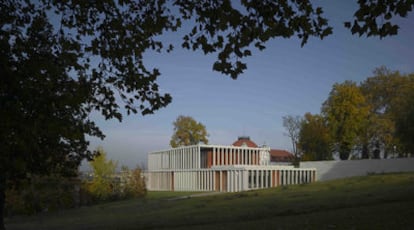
170 115 209 147
296 67 414 161
299 113 332 161
322 81 370 160
88 148 118 201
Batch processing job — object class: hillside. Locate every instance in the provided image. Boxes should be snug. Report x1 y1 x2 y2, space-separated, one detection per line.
6 172 414 230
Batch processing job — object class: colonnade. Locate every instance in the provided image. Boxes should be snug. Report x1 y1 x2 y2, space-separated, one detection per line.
147 167 316 192
147 171 173 191
148 145 271 171
148 145 200 170
209 146 267 167
147 145 316 192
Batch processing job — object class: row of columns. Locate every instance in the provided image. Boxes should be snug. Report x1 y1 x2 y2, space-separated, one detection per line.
149 146 271 171
148 146 200 170
174 171 215 191
211 147 260 166
147 169 316 192
147 172 173 191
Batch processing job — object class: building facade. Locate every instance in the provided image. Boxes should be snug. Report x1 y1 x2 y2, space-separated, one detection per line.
147 143 316 192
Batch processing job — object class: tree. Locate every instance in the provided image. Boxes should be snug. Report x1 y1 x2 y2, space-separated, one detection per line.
122 166 147 198
344 0 414 38
360 67 414 157
170 116 209 147
298 113 332 161
88 147 118 201
395 88 414 154
282 115 303 160
322 81 370 160
1 1 413 228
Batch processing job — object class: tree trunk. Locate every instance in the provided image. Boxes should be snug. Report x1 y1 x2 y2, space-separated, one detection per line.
339 143 351 160
0 176 6 230
361 144 369 159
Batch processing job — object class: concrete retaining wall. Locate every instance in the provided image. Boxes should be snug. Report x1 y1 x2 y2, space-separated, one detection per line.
300 158 414 181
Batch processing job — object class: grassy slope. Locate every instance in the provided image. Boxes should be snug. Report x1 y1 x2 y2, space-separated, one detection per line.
6 172 414 230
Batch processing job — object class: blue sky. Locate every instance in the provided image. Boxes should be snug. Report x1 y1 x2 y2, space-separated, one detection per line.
85 1 414 170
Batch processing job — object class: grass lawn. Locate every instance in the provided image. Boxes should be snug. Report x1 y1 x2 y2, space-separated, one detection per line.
5 172 414 229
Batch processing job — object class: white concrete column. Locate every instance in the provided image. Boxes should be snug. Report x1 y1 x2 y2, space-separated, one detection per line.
228 171 232 192
172 150 175 169
196 148 199 169
233 171 236 192
190 148 193 169
183 149 187 169
177 149 180 168
206 171 209 191
230 149 233 165
238 170 242 192
185 149 188 169
243 171 248 191
194 171 197 191
294 170 298 184
179 172 183 191
174 149 180 169
186 149 188 169
238 170 243 191
203 171 206 191
230 171 233 192
202 171 205 191
179 149 182 169
188 148 191 169
210 171 213 191
219 171 222 191
234 171 238 192
189 171 192 191
260 170 264 188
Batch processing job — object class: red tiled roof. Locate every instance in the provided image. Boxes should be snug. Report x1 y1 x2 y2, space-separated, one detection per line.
269 149 294 162
232 136 258 147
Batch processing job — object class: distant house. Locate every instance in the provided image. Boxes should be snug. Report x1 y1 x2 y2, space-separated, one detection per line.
146 136 316 192
232 136 295 164
269 149 295 164
231 136 259 148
